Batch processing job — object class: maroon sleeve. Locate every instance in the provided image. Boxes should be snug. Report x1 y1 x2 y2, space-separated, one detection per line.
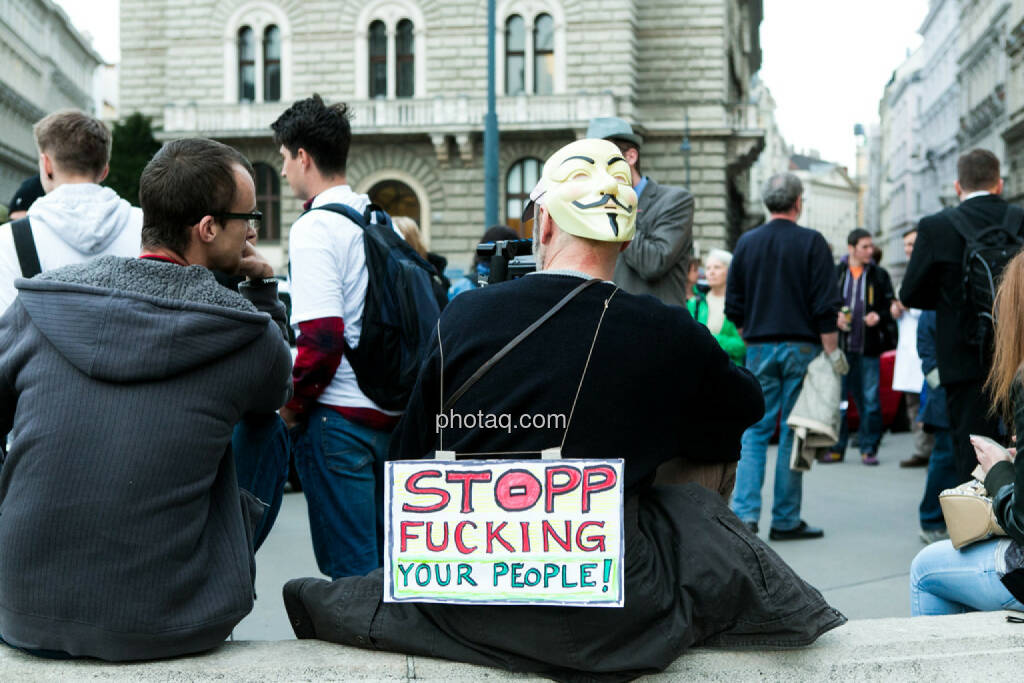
285 317 345 414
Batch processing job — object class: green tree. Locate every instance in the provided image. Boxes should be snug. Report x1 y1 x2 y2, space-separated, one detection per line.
105 112 161 206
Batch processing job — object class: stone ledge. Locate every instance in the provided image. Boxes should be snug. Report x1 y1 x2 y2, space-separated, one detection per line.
2 612 1023 681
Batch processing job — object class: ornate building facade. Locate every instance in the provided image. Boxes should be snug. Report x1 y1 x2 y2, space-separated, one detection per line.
1003 0 1024 202
120 0 765 273
0 0 103 203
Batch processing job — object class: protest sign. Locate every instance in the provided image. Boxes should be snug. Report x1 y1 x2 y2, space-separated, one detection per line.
383 458 624 607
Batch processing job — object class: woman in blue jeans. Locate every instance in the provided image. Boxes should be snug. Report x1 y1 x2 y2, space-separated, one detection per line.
910 252 1024 616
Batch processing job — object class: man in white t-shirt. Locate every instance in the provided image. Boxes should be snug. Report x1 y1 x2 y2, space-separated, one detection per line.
273 94 401 579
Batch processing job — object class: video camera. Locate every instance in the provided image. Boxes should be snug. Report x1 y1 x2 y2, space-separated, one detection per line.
475 239 536 285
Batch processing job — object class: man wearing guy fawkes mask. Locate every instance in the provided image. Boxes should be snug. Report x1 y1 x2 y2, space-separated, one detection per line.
281 139 844 682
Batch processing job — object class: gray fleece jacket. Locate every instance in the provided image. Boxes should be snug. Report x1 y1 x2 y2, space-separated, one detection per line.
0 256 292 660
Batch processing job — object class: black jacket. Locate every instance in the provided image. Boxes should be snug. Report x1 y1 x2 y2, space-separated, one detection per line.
835 260 895 357
726 218 841 344
392 273 765 482
984 383 1024 603
901 194 1014 385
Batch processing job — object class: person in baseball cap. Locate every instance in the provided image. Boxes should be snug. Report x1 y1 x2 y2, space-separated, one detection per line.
7 175 44 221
583 115 695 307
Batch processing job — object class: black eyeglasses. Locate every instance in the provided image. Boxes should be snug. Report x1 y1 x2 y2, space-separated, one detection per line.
214 211 262 230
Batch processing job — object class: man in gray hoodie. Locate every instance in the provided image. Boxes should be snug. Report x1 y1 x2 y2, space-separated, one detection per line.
0 110 143 310
0 138 292 660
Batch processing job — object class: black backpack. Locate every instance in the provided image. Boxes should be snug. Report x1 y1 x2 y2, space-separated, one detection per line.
944 204 1024 351
306 203 441 411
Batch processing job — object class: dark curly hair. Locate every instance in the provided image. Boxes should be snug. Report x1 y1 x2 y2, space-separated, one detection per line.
271 94 352 177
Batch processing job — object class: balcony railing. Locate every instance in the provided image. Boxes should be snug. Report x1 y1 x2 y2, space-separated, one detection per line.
161 93 618 138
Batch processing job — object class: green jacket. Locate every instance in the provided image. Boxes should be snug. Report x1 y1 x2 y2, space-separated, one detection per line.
687 293 746 365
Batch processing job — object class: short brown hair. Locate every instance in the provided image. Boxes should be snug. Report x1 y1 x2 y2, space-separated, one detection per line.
33 110 112 177
957 149 1001 192
139 138 253 255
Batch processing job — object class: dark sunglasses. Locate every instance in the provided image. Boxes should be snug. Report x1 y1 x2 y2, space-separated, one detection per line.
214 211 262 230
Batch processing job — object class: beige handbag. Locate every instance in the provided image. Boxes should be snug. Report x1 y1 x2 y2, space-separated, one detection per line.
939 466 1006 550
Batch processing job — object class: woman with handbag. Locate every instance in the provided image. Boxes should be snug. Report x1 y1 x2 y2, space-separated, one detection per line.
908 251 1024 616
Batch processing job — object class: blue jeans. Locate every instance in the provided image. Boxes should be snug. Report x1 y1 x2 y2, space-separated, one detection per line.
910 539 1024 615
732 341 818 531
919 430 959 530
233 412 291 552
833 352 882 456
293 405 392 579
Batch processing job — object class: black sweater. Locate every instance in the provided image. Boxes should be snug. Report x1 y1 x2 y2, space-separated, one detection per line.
389 273 765 490
725 219 841 344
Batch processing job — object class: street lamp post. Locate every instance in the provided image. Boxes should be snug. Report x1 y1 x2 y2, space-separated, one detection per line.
484 0 499 227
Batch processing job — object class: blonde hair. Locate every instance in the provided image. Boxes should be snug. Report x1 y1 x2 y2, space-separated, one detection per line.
392 215 428 259
985 250 1024 424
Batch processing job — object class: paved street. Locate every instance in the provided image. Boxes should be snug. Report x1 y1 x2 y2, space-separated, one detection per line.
233 429 933 641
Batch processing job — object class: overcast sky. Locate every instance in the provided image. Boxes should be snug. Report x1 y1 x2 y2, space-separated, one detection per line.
54 0 119 63
55 0 927 171
759 0 927 170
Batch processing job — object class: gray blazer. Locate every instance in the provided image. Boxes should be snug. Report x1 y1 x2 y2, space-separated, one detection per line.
613 177 694 307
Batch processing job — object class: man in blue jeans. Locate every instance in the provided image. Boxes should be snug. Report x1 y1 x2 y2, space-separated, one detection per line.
726 172 843 540
273 95 401 579
915 310 960 544
825 229 895 465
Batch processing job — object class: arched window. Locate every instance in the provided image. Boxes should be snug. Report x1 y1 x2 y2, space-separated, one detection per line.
505 15 525 96
238 26 255 102
396 19 415 98
263 25 281 102
506 157 541 236
254 163 280 242
533 13 554 95
369 20 388 98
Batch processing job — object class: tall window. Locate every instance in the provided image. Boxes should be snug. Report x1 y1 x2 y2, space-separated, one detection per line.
369 20 388 98
254 163 280 242
533 14 554 95
506 158 541 236
238 26 255 102
396 19 415 98
505 15 525 95
263 25 281 102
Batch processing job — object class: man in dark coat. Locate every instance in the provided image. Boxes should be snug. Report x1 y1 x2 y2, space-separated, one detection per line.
900 148 1018 480
827 228 896 465
587 116 694 307
281 140 844 682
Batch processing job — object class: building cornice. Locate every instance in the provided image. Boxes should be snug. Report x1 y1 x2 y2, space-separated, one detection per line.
0 79 46 123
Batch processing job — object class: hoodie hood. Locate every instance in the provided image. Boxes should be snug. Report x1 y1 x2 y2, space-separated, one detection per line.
27 183 141 255
16 256 269 382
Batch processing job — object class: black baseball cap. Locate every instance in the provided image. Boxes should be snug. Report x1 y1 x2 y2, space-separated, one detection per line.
9 175 44 213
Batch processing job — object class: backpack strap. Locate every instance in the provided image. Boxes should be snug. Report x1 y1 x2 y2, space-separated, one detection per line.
304 202 369 227
1002 204 1024 237
10 217 41 278
442 278 601 413
942 206 975 242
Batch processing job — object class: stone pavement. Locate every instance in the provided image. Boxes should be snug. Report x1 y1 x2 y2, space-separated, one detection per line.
232 430 937 641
